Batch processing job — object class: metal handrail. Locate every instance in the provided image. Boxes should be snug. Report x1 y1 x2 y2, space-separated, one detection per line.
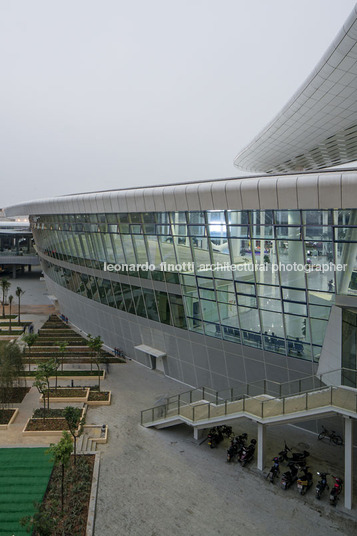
141 369 357 425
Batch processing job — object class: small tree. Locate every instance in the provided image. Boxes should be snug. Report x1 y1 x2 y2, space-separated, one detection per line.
0 279 11 317
8 295 13 333
63 406 84 465
23 333 38 372
20 501 54 536
58 340 68 372
16 286 25 324
34 377 47 423
87 334 104 391
36 358 58 410
0 341 24 407
47 431 73 511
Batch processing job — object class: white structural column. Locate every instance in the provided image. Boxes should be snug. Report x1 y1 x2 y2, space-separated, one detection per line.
257 423 266 471
344 416 353 510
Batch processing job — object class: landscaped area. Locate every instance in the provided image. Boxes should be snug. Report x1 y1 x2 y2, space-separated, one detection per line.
0 448 54 536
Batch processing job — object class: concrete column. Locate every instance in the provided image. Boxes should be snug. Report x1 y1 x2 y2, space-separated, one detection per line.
344 416 353 510
193 428 205 440
257 422 266 471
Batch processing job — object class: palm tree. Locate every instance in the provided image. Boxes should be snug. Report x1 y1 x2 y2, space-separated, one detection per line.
8 295 13 333
0 279 11 318
16 287 25 324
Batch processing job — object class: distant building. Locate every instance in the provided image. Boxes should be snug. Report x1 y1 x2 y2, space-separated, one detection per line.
0 220 39 278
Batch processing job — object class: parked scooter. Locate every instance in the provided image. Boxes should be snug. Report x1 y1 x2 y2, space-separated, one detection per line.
207 427 224 448
280 462 303 490
221 425 233 438
227 433 247 462
297 466 313 495
239 439 256 467
278 442 310 463
267 457 280 483
316 472 329 500
330 476 343 506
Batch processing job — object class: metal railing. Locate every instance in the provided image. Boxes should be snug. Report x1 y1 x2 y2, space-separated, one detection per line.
141 368 357 426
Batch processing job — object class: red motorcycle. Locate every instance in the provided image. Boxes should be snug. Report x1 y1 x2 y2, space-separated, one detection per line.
329 476 343 506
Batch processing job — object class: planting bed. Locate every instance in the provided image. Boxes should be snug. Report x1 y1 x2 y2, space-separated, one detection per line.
40 454 95 536
0 386 30 403
46 388 87 398
0 409 16 425
23 370 104 377
25 418 72 432
88 390 110 402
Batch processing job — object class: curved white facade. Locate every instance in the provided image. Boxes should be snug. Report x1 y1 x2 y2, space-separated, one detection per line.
234 6 357 173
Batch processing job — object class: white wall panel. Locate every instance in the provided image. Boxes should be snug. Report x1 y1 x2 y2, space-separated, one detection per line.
296 175 319 209
173 185 189 211
185 184 201 211
125 190 137 212
241 179 260 209
318 173 342 208
134 189 145 212
277 177 298 209
258 178 279 209
163 186 177 211
341 172 357 208
197 183 214 210
211 181 228 209
225 181 243 210
143 189 156 211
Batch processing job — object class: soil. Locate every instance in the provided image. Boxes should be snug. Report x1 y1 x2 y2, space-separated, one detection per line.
0 386 30 403
46 388 87 398
88 391 110 401
32 408 66 418
0 409 16 425
25 418 77 431
37 454 95 536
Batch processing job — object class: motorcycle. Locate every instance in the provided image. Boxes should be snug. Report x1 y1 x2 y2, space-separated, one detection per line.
207 427 224 448
239 439 256 467
330 476 343 506
316 472 329 500
267 457 280 484
280 462 303 490
221 425 233 438
278 441 310 463
227 433 247 462
297 466 313 495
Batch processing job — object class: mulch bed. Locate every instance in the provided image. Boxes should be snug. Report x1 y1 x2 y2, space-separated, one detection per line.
0 409 16 425
88 391 110 401
0 386 30 403
38 455 94 535
25 418 73 431
46 388 87 398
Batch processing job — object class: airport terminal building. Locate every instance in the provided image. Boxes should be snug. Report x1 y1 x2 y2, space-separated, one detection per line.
6 6 357 390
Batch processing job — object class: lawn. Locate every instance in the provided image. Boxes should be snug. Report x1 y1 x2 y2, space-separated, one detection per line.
0 448 54 535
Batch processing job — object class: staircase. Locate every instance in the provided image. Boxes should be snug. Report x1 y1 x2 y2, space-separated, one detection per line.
78 424 108 452
141 369 357 429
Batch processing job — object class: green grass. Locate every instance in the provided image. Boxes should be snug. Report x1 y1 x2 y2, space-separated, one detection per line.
0 447 54 535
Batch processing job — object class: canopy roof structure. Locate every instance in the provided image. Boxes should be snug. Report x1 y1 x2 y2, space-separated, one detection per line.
234 6 357 174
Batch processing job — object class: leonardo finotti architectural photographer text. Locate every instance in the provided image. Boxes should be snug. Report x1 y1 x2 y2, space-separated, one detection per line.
103 261 347 273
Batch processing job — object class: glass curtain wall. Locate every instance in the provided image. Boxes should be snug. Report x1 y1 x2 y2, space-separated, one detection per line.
31 208 357 363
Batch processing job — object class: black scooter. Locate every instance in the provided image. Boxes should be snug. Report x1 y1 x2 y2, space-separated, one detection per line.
280 462 303 490
239 439 256 467
330 476 343 506
267 457 280 484
227 433 247 462
316 472 329 500
278 442 310 463
297 466 313 495
207 427 224 448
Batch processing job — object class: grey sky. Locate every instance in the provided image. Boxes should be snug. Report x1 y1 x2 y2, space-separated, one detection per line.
1 0 356 207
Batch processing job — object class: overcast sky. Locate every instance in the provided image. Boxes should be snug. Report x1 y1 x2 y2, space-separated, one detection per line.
1 0 356 208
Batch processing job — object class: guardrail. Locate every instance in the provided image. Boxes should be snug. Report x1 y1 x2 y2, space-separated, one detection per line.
141 368 357 426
